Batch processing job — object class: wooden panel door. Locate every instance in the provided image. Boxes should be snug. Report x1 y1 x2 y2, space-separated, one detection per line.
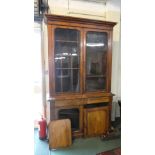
48 119 72 149
84 106 109 137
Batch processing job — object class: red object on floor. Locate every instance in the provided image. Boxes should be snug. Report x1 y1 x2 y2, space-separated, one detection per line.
96 147 121 155
38 116 47 140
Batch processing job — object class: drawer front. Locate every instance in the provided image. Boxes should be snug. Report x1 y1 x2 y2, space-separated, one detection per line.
87 97 110 104
55 99 84 107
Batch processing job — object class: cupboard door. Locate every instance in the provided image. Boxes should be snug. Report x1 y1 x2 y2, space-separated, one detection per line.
84 106 109 137
85 31 108 92
54 28 81 93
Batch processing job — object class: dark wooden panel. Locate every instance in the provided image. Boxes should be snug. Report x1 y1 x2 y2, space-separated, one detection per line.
45 14 116 30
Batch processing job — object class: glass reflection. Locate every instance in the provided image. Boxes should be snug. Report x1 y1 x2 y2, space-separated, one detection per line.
86 31 108 91
54 28 80 93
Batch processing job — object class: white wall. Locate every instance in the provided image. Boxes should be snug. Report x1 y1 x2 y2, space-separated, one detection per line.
106 0 121 100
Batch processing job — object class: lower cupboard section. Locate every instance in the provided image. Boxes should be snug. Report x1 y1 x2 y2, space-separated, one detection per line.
47 98 111 138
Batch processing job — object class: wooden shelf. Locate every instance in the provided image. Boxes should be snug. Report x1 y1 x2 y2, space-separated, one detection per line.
56 68 80 69
86 75 106 78
57 75 70 78
55 40 79 43
55 55 79 57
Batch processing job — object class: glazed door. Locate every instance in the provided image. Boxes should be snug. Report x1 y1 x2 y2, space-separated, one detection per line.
53 26 82 94
84 30 109 92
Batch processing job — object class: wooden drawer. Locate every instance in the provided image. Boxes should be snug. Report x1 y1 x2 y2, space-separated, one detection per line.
55 99 84 107
87 97 110 104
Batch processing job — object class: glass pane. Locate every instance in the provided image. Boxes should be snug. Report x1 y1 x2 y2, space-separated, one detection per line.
55 28 79 41
54 28 80 93
86 31 108 91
